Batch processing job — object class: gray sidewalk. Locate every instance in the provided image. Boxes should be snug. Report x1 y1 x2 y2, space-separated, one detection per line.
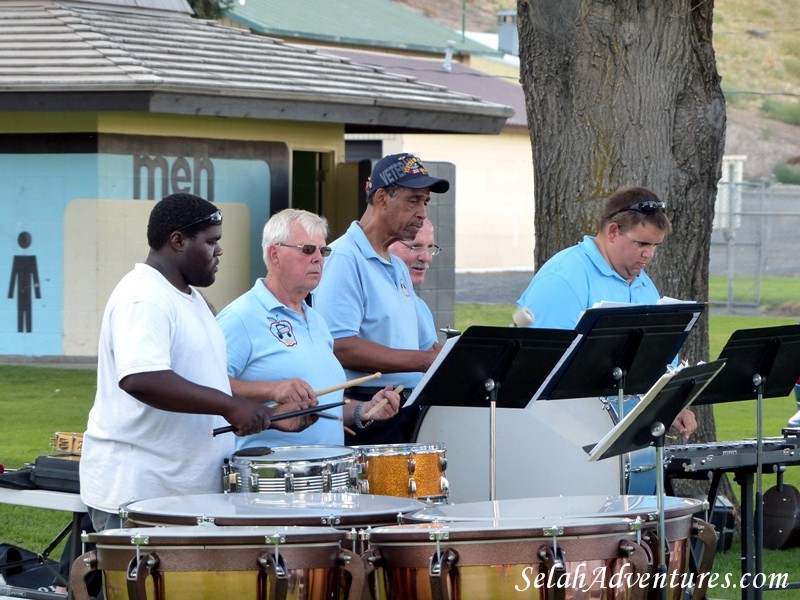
456 271 533 305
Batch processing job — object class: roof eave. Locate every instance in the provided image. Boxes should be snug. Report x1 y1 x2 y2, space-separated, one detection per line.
0 90 511 135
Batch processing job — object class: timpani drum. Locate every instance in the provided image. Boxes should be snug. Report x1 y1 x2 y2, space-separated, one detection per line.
413 397 656 503
352 443 448 503
407 495 717 600
362 516 652 599
70 525 364 600
223 445 358 493
121 492 425 530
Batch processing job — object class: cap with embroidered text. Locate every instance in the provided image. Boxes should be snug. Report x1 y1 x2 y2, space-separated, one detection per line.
366 153 450 198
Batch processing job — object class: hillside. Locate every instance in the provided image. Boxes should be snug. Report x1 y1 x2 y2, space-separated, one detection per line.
396 0 800 178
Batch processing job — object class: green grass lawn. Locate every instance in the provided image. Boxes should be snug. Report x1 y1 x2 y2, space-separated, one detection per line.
2 306 800 598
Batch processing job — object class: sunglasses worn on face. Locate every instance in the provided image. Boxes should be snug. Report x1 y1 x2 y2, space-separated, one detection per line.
399 241 442 256
606 200 665 219
178 210 223 231
278 243 332 257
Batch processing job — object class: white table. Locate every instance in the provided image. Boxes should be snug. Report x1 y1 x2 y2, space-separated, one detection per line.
0 486 88 599
0 487 86 513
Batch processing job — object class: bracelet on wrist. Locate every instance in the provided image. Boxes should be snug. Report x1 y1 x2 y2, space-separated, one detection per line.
353 401 373 430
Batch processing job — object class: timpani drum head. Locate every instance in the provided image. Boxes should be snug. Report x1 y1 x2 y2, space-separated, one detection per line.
122 492 425 528
407 494 704 524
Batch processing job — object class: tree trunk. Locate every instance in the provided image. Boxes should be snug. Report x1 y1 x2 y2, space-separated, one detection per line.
518 0 735 503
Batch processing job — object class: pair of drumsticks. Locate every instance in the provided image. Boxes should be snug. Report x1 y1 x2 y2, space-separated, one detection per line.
212 372 403 436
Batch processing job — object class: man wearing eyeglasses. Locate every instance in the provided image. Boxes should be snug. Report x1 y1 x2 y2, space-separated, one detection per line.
314 153 449 445
80 193 311 533
389 218 441 347
516 185 696 440
215 209 402 450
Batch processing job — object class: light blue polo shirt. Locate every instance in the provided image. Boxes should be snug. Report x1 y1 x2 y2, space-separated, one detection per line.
517 235 661 330
313 221 425 390
416 295 438 350
216 279 346 450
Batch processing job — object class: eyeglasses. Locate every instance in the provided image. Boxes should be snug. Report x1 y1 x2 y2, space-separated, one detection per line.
178 210 222 231
606 200 665 219
399 241 442 256
278 243 332 257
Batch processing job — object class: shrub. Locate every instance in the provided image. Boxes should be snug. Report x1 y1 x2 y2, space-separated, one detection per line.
760 97 800 126
773 163 800 185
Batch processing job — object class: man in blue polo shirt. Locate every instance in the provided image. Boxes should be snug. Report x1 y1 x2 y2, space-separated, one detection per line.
216 209 402 450
517 185 697 439
314 153 449 445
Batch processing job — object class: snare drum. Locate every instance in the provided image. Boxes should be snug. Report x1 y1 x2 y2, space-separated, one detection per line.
363 516 651 599
70 526 363 600
353 443 448 502
223 445 357 493
122 492 425 530
413 398 656 503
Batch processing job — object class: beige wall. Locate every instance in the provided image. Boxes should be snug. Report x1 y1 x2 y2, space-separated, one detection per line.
63 200 251 356
382 129 536 271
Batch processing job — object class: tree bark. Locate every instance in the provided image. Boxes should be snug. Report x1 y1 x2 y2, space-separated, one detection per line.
518 0 734 503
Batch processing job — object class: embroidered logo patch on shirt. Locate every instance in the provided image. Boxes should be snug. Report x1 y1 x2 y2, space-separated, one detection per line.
270 320 297 347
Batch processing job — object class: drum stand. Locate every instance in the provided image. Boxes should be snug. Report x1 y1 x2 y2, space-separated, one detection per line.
587 360 727 600
691 325 800 600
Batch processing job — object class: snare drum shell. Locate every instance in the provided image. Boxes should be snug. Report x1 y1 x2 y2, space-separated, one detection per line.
81 526 357 600
353 443 448 501
226 445 357 494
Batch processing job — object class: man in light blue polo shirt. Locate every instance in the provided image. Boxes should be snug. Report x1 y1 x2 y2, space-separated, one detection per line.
518 186 663 329
217 209 401 451
517 185 696 439
389 218 440 349
314 153 449 445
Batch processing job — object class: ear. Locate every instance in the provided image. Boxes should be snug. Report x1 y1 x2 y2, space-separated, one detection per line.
266 244 280 267
168 230 188 251
372 187 389 209
605 221 621 241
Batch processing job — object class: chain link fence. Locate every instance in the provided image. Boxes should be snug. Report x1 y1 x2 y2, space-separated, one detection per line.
711 180 800 314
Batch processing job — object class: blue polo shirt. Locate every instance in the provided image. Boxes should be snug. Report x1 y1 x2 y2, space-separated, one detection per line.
313 221 425 390
216 279 346 450
517 235 661 330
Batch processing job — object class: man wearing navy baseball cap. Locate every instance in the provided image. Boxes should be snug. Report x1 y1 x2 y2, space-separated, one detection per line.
366 153 450 197
314 153 449 444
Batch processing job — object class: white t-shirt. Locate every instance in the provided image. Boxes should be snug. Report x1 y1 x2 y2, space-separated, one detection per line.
80 263 234 513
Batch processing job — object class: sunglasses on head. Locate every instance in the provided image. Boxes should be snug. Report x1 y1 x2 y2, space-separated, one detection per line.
178 210 222 231
606 200 665 219
278 243 332 257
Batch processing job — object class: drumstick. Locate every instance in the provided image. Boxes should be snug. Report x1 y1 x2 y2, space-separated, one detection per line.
363 385 404 420
315 372 381 397
212 400 347 436
210 373 381 437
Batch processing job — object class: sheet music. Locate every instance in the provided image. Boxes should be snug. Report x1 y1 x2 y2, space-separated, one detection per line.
405 334 460 406
579 299 704 337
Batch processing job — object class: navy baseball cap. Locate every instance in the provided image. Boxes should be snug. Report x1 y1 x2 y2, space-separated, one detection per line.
366 153 450 198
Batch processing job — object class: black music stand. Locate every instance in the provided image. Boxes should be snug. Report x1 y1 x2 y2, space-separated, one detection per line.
692 324 800 600
533 302 706 493
588 360 728 600
410 325 579 499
